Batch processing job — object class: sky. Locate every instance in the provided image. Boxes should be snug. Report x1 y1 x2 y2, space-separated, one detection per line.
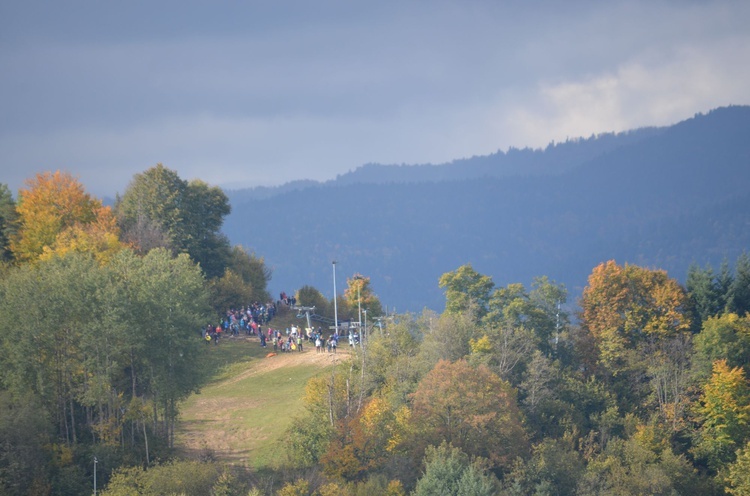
1 0 749 198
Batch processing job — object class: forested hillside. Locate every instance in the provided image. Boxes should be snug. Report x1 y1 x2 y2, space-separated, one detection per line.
1 107 750 495
225 105 750 312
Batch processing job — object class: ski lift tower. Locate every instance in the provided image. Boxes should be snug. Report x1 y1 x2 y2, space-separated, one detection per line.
294 305 316 332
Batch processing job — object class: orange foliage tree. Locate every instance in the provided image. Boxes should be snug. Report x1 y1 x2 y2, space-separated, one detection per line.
11 171 123 263
409 359 527 472
579 261 692 370
321 395 410 481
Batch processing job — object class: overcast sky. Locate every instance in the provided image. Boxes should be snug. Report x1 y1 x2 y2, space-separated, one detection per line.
1 0 749 197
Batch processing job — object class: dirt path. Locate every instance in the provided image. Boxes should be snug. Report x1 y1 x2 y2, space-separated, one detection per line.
176 341 353 467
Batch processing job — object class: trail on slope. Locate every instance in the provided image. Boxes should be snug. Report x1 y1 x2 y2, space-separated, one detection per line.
176 339 349 468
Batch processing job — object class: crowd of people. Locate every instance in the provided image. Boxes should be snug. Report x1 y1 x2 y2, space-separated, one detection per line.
200 292 350 356
201 300 277 345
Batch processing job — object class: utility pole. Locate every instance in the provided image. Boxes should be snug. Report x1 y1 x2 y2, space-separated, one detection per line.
332 261 338 333
353 274 364 328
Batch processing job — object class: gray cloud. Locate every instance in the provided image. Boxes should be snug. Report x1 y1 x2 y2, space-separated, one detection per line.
1 0 748 197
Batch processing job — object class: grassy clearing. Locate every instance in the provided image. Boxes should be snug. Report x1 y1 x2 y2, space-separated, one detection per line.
177 334 343 469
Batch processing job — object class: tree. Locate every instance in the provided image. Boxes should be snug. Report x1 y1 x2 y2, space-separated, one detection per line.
344 273 383 318
0 392 55 496
208 269 254 315
0 184 17 263
469 323 536 383
484 277 568 358
116 164 232 279
579 261 692 370
578 428 700 496
10 171 113 262
694 313 750 377
101 460 224 496
693 359 750 470
418 310 480 365
296 285 329 316
726 441 750 496
39 203 124 263
503 436 584 496
718 259 735 311
727 252 750 317
226 245 271 302
413 443 499 496
687 263 722 325
529 276 569 352
439 264 494 319
112 248 210 447
319 395 412 482
645 334 693 431
0 253 107 444
180 179 232 279
410 359 527 471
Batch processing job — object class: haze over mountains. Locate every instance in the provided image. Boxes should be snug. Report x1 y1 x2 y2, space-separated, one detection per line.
223 106 750 312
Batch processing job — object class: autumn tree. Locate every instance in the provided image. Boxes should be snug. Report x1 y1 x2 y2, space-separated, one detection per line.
410 359 527 472
320 396 409 482
579 261 692 370
11 171 121 262
693 359 750 470
344 273 383 319
39 203 124 264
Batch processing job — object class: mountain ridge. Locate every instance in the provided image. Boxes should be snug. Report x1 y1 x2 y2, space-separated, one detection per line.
223 105 750 312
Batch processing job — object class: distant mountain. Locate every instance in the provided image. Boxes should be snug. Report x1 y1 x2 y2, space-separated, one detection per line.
223 106 750 312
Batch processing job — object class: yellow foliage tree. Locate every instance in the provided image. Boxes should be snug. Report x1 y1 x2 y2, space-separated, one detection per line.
580 260 691 369
693 359 750 470
12 171 124 263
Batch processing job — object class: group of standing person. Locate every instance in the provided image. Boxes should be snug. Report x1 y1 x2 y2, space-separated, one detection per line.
201 301 277 345
200 294 350 357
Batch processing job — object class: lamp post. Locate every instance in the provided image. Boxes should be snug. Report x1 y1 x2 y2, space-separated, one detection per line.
332 261 338 333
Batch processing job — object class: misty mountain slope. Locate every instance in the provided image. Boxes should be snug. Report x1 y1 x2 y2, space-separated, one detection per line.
224 106 750 312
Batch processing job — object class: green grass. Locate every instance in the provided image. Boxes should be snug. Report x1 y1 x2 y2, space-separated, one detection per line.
177 335 336 469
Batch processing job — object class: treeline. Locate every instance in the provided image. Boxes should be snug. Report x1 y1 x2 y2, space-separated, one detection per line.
0 167 271 494
273 258 750 495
